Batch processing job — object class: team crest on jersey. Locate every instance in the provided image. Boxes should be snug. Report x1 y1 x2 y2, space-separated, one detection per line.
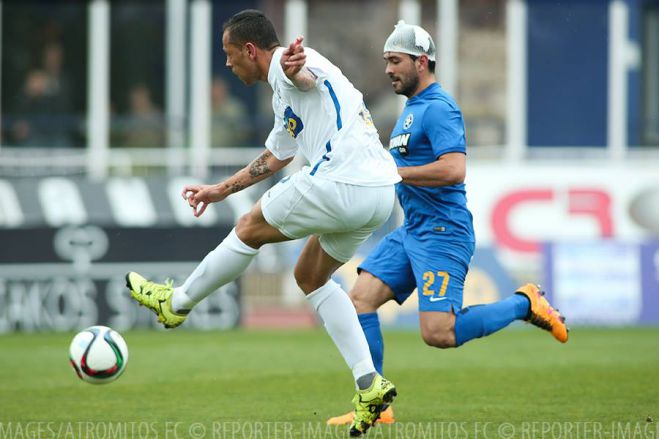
403 113 414 129
389 133 411 155
284 106 304 138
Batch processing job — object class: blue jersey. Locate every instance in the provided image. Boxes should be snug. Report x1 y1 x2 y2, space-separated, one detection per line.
388 83 474 243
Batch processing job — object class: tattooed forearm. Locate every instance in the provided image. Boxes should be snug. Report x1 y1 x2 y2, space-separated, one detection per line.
249 151 273 178
230 183 246 193
221 151 274 196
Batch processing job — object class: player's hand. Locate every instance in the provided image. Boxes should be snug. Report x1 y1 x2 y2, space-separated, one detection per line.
281 35 306 79
181 184 226 218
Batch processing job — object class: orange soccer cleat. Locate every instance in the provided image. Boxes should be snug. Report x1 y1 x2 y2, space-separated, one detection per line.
516 283 569 343
326 405 395 426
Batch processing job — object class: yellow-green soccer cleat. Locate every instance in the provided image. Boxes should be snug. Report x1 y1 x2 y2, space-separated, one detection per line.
349 374 397 437
125 272 189 328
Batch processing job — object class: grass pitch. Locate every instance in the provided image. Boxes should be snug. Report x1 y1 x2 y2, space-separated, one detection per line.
1 327 658 438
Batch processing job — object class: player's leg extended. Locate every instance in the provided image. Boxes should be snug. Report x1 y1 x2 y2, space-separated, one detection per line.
127 199 290 328
420 285 568 347
326 227 417 426
419 294 531 348
453 284 568 345
295 236 379 385
327 271 399 426
298 239 396 437
409 240 530 347
452 293 532 346
410 241 568 346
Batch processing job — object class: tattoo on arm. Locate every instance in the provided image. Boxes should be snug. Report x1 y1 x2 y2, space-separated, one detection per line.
249 151 273 178
230 183 246 193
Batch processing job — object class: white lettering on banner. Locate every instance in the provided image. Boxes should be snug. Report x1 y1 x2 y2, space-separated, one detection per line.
0 180 24 227
0 266 240 333
106 178 157 227
0 278 97 333
46 278 98 329
53 225 109 273
38 178 87 226
105 277 145 331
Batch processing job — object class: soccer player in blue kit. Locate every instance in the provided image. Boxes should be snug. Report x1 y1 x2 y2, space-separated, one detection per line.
328 21 568 426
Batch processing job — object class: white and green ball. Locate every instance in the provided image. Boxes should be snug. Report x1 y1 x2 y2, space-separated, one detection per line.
69 325 128 384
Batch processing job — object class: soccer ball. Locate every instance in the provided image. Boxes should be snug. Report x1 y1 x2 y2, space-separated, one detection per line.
69 325 129 384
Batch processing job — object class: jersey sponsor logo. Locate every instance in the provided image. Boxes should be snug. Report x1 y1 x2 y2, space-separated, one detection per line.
359 104 375 127
284 106 304 138
389 133 411 155
403 113 414 129
429 296 448 302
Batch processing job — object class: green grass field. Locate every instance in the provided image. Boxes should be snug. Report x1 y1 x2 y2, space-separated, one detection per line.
1 327 658 438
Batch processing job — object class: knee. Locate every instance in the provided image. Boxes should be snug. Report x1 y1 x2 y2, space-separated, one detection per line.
235 213 261 248
421 329 456 349
350 289 378 314
294 267 328 294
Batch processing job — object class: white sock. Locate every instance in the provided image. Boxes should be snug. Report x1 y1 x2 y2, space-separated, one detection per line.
171 228 258 311
306 280 376 385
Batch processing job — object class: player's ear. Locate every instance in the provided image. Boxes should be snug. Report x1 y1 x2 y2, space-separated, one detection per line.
418 55 429 73
245 42 257 60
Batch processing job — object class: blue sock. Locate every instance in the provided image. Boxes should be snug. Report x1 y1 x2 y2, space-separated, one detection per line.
454 294 530 346
358 313 384 375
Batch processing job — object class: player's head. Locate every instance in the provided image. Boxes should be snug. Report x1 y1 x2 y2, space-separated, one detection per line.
383 21 436 97
222 9 280 85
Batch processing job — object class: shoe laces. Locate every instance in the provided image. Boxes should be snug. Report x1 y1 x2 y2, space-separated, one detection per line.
152 278 173 290
141 279 174 301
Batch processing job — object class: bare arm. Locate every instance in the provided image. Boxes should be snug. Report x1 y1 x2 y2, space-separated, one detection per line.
280 36 317 91
182 149 293 217
397 152 466 187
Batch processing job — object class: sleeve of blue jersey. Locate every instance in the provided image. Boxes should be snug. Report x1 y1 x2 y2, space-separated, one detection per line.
422 100 467 158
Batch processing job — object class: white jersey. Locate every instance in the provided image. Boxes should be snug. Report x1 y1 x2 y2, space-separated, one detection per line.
265 47 400 187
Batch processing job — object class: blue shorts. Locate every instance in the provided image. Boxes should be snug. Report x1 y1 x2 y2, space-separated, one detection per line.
359 227 474 312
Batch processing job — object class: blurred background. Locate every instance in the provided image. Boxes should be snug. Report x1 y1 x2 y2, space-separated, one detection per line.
0 0 657 333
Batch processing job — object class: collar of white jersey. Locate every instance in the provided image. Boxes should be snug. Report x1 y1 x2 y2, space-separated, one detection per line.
267 47 287 87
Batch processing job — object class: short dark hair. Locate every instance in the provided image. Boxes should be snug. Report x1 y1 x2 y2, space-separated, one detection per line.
409 54 436 74
222 10 280 50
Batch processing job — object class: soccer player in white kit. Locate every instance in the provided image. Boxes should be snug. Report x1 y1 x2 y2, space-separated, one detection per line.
126 9 399 436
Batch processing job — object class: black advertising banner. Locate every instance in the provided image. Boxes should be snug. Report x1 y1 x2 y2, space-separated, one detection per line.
0 226 240 333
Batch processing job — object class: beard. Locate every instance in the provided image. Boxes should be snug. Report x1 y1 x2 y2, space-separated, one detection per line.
393 73 419 98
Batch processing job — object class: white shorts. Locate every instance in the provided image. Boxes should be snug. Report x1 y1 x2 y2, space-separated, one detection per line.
261 168 396 263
